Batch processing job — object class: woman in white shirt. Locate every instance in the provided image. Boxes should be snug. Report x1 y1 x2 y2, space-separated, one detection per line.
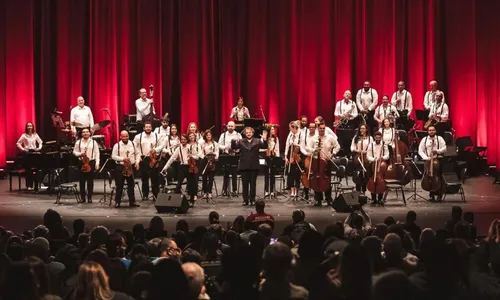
199 131 219 201
378 118 396 156
159 124 180 186
16 122 43 191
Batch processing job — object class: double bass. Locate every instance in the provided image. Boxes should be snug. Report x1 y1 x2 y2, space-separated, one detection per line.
421 139 441 192
307 138 330 192
352 138 369 187
366 145 387 195
143 85 158 123
384 119 412 185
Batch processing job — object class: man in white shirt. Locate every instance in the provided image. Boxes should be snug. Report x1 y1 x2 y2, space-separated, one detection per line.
133 121 163 201
424 80 445 110
230 96 250 122
111 130 140 208
154 117 171 141
428 91 449 136
334 90 358 129
314 116 337 139
73 128 100 203
299 115 309 137
374 95 399 127
391 81 413 117
70 96 94 139
418 125 447 202
135 88 155 131
366 132 390 204
356 81 378 127
218 121 242 196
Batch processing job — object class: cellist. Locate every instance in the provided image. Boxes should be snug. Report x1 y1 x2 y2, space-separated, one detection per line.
418 125 446 202
367 132 390 204
306 122 341 206
351 124 373 194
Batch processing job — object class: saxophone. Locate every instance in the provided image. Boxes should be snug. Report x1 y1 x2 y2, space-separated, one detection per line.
123 151 133 177
333 102 355 128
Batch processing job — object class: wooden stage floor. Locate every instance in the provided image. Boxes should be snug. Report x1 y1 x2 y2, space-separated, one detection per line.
0 175 499 236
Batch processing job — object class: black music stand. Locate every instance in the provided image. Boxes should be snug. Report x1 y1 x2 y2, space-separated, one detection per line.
244 118 265 135
336 129 356 157
415 110 429 123
97 158 113 205
263 157 286 201
406 157 428 203
216 154 240 199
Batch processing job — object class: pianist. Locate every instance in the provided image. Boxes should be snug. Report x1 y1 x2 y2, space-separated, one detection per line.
16 122 43 191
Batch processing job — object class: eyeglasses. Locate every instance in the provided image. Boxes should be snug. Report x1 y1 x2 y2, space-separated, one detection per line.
167 247 181 255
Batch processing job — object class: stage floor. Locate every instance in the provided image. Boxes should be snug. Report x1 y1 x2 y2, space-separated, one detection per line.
0 175 499 236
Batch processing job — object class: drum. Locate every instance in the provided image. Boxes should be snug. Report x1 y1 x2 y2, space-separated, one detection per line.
93 135 106 149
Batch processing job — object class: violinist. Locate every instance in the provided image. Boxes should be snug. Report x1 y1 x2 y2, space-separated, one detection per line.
187 132 201 202
379 118 396 154
306 122 341 206
154 115 170 139
160 124 180 184
111 130 140 208
351 124 373 194
73 128 100 203
334 91 358 129
16 122 43 191
231 127 268 206
418 125 446 202
162 134 198 203
374 95 399 129
199 131 219 201
285 121 302 199
218 121 242 197
367 132 390 204
262 126 280 197
300 122 317 200
133 121 162 201
187 122 203 143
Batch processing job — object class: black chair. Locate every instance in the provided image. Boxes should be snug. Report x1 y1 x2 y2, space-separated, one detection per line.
110 181 143 206
442 167 467 202
383 171 409 205
55 183 81 204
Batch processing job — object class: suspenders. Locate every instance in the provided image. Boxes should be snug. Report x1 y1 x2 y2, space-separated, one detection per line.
79 139 95 160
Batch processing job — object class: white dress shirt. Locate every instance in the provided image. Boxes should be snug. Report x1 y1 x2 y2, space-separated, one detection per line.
135 98 155 121
17 133 43 151
199 141 220 160
379 128 396 147
218 130 241 153
70 105 94 132
418 136 447 160
230 106 250 121
314 126 337 140
73 138 100 164
284 132 301 158
424 90 446 110
112 141 140 165
350 136 373 152
301 132 318 155
261 136 280 157
356 88 379 112
306 135 341 160
429 102 449 122
133 132 162 157
367 142 390 162
374 104 399 122
161 135 180 155
163 143 198 171
154 126 170 138
391 90 413 115
334 100 358 120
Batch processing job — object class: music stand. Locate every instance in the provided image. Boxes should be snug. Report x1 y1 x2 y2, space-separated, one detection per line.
216 154 239 199
415 110 429 122
263 157 286 201
406 157 428 203
243 118 264 132
97 158 113 205
336 129 356 157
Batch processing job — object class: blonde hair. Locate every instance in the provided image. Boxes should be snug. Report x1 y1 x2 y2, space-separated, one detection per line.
74 261 112 300
289 120 300 130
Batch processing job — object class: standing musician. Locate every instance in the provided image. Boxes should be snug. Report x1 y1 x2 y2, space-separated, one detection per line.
16 122 43 191
135 88 155 131
424 80 446 110
334 91 358 129
72 128 100 203
418 125 446 202
391 81 413 117
154 114 170 139
162 134 198 204
199 131 219 201
351 124 373 194
285 121 302 199
367 132 390 204
230 96 250 122
427 91 449 136
218 121 242 196
112 130 140 208
314 116 337 139
159 124 180 184
133 121 162 201
379 118 396 151
70 96 94 139
231 127 268 206
374 95 399 128
187 132 201 202
306 122 341 206
356 81 379 126
299 115 309 137
300 122 317 200
262 126 280 197
187 122 203 142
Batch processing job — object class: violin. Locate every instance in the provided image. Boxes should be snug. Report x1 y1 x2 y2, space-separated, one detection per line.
188 145 199 174
81 147 91 173
421 139 441 192
290 145 301 164
122 151 133 177
367 150 387 195
149 143 159 169
301 156 311 189
203 153 216 174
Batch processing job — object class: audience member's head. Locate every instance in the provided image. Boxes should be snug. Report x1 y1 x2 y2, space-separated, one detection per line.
90 226 110 247
451 206 463 221
324 222 345 240
454 221 471 241
73 219 85 235
159 238 181 259
384 216 397 227
132 223 146 242
371 270 413 300
0 261 39 300
463 212 474 224
149 258 190 300
277 235 293 248
262 242 293 280
34 225 49 239
182 262 206 300
130 271 151 300
172 230 188 251
255 199 266 213
231 215 245 233
74 261 112 300
292 210 306 224
373 223 389 240
298 230 324 262
26 256 50 296
352 214 365 230
361 236 384 274
176 220 189 233
209 211 220 224
181 248 202 265
406 211 417 224
383 233 403 260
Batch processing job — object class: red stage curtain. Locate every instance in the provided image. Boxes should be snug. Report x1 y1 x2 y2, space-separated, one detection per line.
1 0 500 167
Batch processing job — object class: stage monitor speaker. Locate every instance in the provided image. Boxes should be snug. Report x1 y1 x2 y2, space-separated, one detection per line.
331 192 367 213
155 192 190 214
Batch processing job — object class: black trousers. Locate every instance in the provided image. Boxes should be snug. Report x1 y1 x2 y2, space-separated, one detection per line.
223 165 238 192
176 165 198 197
241 170 258 204
79 161 96 200
264 163 276 193
287 163 301 189
115 165 136 204
25 168 38 189
202 170 215 193
371 193 384 202
140 160 160 199
314 187 333 204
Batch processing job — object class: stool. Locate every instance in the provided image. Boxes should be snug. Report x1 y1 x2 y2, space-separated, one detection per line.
9 169 24 191
383 179 407 205
55 183 81 204
110 180 143 206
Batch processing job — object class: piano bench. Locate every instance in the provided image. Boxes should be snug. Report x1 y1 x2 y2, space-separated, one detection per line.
55 183 81 204
8 169 25 192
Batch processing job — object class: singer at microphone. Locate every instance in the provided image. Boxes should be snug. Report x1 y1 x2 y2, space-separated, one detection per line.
70 96 95 139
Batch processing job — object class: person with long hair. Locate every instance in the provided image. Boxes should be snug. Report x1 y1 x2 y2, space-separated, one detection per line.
199 131 219 202
16 122 43 191
72 261 131 300
187 122 202 142
351 123 373 194
262 126 280 197
230 96 251 122
159 123 180 184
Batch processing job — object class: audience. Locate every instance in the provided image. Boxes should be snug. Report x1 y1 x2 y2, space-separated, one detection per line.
245 200 275 230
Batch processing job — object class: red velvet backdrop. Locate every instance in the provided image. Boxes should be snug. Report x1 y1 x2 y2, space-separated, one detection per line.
1 0 499 167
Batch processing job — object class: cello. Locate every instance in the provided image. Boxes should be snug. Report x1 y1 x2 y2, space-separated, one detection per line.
384 119 412 185
352 137 369 188
307 138 331 193
366 144 387 195
421 138 441 192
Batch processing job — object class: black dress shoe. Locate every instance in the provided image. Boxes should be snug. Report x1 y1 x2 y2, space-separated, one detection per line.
314 202 322 207
87 199 92 203
114 202 121 208
129 203 140 208
242 202 248 206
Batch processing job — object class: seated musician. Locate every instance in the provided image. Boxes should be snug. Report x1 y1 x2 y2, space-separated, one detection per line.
300 122 317 200
379 118 396 154
218 121 241 197
162 134 198 204
418 125 447 202
356 81 379 126
285 121 302 199
306 122 341 206
367 132 390 204
427 91 449 136
391 81 413 117
261 126 280 197
199 131 219 201
350 124 373 195
73 128 100 203
230 96 250 122
111 130 140 208
374 95 399 129
424 80 446 110
334 90 358 129
16 122 43 191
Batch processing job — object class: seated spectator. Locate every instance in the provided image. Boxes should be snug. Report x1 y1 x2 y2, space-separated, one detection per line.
371 270 413 300
245 200 275 230
240 220 257 244
230 215 245 234
148 258 190 300
181 248 202 265
182 262 210 300
383 233 418 275
145 216 169 240
404 211 422 247
384 216 397 227
132 224 147 246
361 236 385 275
344 208 371 237
463 212 477 241
0 261 41 300
209 211 220 225
323 221 345 241
445 206 463 237
176 220 190 233
68 219 86 247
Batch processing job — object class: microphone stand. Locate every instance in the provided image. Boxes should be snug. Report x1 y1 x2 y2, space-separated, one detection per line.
406 157 427 203
98 158 112 205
